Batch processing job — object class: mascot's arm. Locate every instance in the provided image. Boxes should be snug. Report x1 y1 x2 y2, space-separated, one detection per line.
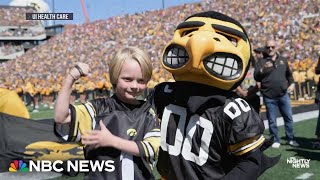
221 149 261 180
221 104 280 179
222 138 280 180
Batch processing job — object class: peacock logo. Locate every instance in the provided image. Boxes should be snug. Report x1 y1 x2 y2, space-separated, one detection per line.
9 160 29 172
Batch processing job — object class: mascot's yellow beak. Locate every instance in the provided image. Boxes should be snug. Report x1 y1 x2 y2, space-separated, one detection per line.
161 12 252 90
187 31 215 72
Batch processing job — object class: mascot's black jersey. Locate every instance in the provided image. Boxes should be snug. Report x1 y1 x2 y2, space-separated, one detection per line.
55 95 160 180
151 82 265 180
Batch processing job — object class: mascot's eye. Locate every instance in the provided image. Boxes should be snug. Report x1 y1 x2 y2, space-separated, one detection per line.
163 44 189 69
216 32 238 47
181 29 198 37
228 37 238 46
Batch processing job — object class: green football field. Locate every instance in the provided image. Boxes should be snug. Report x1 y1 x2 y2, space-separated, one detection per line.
29 107 320 180
260 118 320 180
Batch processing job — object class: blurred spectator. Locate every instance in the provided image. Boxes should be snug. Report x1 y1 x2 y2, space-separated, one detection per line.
236 48 263 113
314 56 320 148
254 38 299 148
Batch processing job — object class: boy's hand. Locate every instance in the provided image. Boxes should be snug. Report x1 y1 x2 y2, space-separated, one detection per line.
81 121 115 149
69 62 91 80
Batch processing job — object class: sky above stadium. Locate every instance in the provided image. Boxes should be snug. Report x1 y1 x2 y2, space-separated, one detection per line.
0 0 201 25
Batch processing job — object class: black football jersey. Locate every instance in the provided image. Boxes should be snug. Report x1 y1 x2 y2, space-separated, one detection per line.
151 82 265 180
55 95 160 180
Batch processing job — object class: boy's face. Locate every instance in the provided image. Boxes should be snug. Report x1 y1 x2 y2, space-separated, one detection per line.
115 59 146 104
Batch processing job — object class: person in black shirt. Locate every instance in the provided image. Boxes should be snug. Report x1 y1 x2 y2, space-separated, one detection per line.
254 39 299 148
314 56 320 149
235 47 266 114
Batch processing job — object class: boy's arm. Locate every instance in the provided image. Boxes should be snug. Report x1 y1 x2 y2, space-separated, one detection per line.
82 120 140 156
82 108 160 160
55 97 107 142
55 62 91 124
135 108 161 164
54 73 75 124
55 102 95 142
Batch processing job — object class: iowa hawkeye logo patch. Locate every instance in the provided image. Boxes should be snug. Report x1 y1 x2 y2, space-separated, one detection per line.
127 129 137 137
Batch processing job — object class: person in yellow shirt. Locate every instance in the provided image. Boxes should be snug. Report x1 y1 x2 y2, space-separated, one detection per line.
104 80 112 91
95 80 106 98
70 83 77 105
85 79 95 100
44 85 54 109
76 79 86 104
14 81 24 101
292 61 300 100
25 81 39 112
33 82 40 112
95 79 111 98
40 86 48 108
298 65 307 101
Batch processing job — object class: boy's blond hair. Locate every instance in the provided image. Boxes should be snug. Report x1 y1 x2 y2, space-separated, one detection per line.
109 47 152 87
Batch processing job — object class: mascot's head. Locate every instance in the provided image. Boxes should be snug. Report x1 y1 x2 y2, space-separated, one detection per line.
161 11 252 90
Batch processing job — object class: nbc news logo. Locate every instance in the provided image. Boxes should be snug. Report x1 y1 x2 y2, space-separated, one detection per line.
287 157 310 168
9 160 28 172
9 160 115 172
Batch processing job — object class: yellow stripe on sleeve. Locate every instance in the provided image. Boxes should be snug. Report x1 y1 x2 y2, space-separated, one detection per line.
71 117 79 142
140 142 150 164
75 104 93 136
231 136 265 156
143 136 160 160
228 135 260 152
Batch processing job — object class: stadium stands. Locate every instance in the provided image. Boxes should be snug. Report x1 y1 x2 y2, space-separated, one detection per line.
0 6 40 26
0 0 319 104
0 6 46 61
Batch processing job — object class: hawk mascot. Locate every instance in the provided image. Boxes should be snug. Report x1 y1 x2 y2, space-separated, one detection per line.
151 11 279 180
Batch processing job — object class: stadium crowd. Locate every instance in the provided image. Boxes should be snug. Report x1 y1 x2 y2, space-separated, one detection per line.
0 6 39 26
0 42 24 55
0 0 319 109
0 28 44 37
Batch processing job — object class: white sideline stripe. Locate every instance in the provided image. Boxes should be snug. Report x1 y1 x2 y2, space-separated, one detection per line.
0 172 62 179
263 110 318 129
295 172 314 179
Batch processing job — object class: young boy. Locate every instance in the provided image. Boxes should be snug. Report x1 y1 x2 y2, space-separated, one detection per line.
54 46 160 179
